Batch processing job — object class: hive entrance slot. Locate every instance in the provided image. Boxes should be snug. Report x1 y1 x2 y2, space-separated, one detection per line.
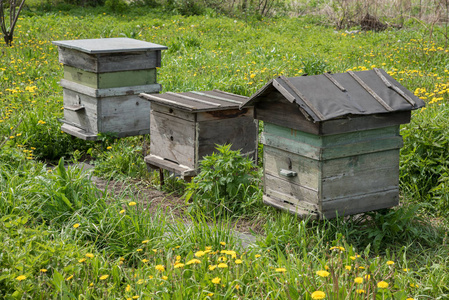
163 158 179 165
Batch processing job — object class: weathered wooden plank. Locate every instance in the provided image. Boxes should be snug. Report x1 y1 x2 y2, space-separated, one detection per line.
150 111 196 169
264 122 400 147
321 165 399 200
263 195 319 219
255 93 320 135
144 154 197 177
264 146 319 190
60 79 161 98
197 116 258 167
264 173 320 207
319 111 411 135
63 88 99 133
98 94 151 134
151 103 196 122
58 47 162 73
196 107 253 122
321 188 399 219
63 65 157 89
262 132 403 160
60 123 98 141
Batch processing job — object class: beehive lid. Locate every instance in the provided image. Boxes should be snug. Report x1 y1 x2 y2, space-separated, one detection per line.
241 69 425 122
52 38 167 54
140 90 248 112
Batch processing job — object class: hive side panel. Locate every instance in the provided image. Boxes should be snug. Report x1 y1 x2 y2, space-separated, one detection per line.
151 103 196 122
98 95 151 136
321 189 399 219
97 50 160 73
58 47 98 72
150 111 196 169
63 88 99 133
264 146 320 191
196 114 258 163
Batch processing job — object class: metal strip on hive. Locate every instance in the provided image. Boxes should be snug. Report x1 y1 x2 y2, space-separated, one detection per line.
190 91 242 105
348 71 394 112
323 72 347 92
374 68 416 107
212 89 248 99
165 92 222 107
279 76 325 121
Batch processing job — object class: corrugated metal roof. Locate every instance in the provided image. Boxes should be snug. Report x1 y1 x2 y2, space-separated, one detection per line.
140 90 247 112
241 69 425 122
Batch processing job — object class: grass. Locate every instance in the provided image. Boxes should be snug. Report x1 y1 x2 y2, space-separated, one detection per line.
1 2 449 299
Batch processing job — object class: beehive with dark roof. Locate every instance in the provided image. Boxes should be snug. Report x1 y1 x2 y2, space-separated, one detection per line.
240 68 425 219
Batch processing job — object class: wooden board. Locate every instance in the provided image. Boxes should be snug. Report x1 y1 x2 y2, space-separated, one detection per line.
60 123 98 140
262 132 403 160
149 111 196 169
321 188 399 219
63 88 99 133
63 65 157 89
263 195 319 219
58 47 162 73
144 154 196 178
151 103 196 122
264 146 319 190
197 116 258 167
60 79 161 98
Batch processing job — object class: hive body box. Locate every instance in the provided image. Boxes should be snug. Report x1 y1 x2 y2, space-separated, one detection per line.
52 38 167 140
140 90 258 179
241 69 425 219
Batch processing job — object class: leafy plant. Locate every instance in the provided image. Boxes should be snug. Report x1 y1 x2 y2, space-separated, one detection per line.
184 144 262 217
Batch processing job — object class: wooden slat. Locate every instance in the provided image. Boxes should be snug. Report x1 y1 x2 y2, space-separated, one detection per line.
279 76 325 121
374 68 416 107
60 123 97 141
212 89 248 99
263 195 319 219
144 154 196 177
149 111 196 169
61 79 161 97
140 93 196 110
166 92 221 107
323 72 347 92
190 91 243 105
151 103 196 122
348 70 394 112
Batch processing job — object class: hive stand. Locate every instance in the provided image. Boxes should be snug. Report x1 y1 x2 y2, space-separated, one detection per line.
241 69 425 219
140 90 258 183
52 38 167 140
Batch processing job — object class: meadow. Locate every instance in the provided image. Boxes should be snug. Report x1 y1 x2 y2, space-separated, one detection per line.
1 2 449 299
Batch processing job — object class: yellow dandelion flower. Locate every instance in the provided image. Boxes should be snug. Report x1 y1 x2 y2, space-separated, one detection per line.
186 259 201 265
16 275 26 281
377 281 389 289
174 262 185 268
218 256 227 262
403 268 410 272
141 259 149 263
364 274 371 280
132 296 139 299
99 275 109 280
107 146 112 150
235 284 240 290
354 277 363 284
207 293 214 296
235 259 243 264
356 289 365 294
387 260 394 265
40 269 48 273
137 279 144 284
316 270 330 277
345 266 351 271
119 209 125 214
125 284 131 292
142 240 149 244
220 242 226 246
209 265 217 271
275 268 287 273
136 249 143 252
195 251 205 257
66 275 74 281
162 276 168 280
85 253 94 258
218 263 228 268
128 201 137 206
78 258 86 263
311 290 326 299
255 254 261 258
212 277 221 284
73 223 80 228
155 265 165 272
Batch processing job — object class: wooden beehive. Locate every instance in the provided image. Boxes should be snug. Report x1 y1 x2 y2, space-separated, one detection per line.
140 90 258 179
241 69 425 219
52 38 167 140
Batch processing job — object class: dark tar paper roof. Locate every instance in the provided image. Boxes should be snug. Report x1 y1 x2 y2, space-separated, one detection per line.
240 68 425 122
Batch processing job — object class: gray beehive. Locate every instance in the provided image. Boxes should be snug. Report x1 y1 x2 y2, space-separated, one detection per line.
241 68 425 219
140 90 258 180
52 38 167 140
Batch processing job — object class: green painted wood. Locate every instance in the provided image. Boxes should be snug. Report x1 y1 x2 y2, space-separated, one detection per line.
262 131 403 160
264 123 400 147
64 66 157 89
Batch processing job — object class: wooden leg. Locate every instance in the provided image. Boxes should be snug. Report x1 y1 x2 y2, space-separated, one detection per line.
159 168 165 186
